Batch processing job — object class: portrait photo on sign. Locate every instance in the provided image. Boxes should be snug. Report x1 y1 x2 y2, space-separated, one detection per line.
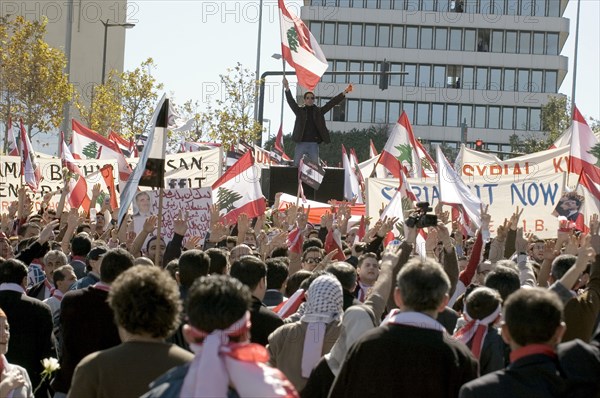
552 191 584 228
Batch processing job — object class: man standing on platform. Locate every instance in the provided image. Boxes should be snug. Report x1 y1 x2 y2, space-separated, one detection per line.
283 78 352 166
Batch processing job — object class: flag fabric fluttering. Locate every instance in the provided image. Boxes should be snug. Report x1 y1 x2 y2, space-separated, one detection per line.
342 145 360 202
369 139 386 178
350 148 365 203
60 131 82 175
211 151 266 225
278 0 328 90
273 124 292 161
180 141 221 153
67 165 117 213
568 106 600 186
436 146 482 229
108 131 135 158
377 112 437 178
6 118 19 156
299 155 325 190
20 119 41 192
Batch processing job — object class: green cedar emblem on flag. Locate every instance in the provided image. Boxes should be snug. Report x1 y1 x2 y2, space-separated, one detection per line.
395 144 412 165
82 142 99 159
216 188 243 213
287 27 299 52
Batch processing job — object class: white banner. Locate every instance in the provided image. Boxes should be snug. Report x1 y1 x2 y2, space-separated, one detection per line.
366 173 565 238
0 155 118 211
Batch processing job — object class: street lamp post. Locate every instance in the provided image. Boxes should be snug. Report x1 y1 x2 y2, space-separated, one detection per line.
101 20 135 84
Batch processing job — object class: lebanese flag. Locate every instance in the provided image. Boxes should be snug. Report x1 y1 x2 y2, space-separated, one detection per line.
273 124 291 161
377 112 437 178
549 127 572 149
568 107 600 185
20 119 42 192
576 172 600 234
287 225 304 254
68 165 118 212
71 120 132 186
6 118 19 156
437 146 481 228
325 227 346 261
381 169 417 225
108 130 135 158
278 0 328 90
211 151 266 225
342 145 360 202
60 131 82 175
369 139 386 178
350 148 365 203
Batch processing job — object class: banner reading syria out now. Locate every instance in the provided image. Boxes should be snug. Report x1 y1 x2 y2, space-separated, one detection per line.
366 172 565 239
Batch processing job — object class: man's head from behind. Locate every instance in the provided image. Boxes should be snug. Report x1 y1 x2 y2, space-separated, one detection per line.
0 259 28 288
71 234 92 257
178 249 210 289
109 266 181 339
184 275 252 344
100 248 135 284
550 254 576 284
325 261 357 293
265 258 288 291
502 288 564 350
484 265 520 302
395 258 450 315
465 286 502 321
230 255 267 300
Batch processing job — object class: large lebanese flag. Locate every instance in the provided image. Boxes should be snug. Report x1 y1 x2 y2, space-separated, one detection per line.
377 112 437 178
20 119 42 192
67 165 118 212
211 151 266 225
60 131 82 175
568 107 600 185
342 145 360 202
279 0 328 90
71 119 132 185
273 124 291 161
6 118 19 156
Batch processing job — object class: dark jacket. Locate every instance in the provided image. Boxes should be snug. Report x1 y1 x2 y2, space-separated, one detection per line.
250 296 284 346
459 340 600 398
285 90 346 144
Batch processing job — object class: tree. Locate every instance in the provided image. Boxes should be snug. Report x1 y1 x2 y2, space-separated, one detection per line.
74 70 123 136
201 63 262 148
0 16 73 139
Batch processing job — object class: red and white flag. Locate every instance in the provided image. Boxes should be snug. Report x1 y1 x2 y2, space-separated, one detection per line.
369 139 386 178
342 145 360 202
67 165 118 212
19 119 41 192
377 112 437 179
287 225 304 254
437 146 481 228
576 172 600 234
6 118 19 156
549 127 572 149
211 151 266 225
350 148 365 203
273 124 291 161
568 107 600 186
71 119 132 186
325 227 346 261
60 131 82 175
278 0 328 90
108 130 136 158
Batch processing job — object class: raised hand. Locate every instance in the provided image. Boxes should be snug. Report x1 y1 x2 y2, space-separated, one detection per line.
184 236 202 250
480 204 491 228
509 206 524 231
543 240 559 261
38 220 59 244
173 210 189 236
143 215 158 234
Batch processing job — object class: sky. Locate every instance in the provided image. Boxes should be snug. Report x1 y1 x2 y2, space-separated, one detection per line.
123 0 599 145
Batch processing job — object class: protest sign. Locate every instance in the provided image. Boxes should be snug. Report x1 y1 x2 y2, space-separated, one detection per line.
366 172 565 238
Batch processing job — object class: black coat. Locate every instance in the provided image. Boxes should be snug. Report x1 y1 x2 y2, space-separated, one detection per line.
250 296 283 346
459 339 600 398
285 90 345 144
0 290 53 393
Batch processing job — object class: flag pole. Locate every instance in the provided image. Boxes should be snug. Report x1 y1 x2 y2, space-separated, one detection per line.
155 187 164 266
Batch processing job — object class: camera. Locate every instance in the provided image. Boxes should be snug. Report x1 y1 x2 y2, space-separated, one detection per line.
405 202 438 229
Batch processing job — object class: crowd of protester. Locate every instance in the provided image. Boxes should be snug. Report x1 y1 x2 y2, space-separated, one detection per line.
0 185 599 398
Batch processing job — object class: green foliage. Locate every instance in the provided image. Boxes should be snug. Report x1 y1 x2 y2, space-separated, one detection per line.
265 125 389 167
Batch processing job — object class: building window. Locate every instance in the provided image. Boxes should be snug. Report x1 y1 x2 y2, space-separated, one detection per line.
433 65 446 87
489 106 500 128
544 70 557 93
502 107 514 129
462 66 475 89
378 25 390 47
417 103 430 125
365 0 378 8
435 28 447 50
489 68 502 90
464 29 476 51
347 99 360 122
432 103 444 126
419 65 431 87
475 106 486 128
491 30 503 52
393 0 405 9
351 24 363 45
388 101 401 123
333 101 346 121
421 27 433 49
493 0 505 14
374 101 387 123
516 107 528 130
450 28 462 50
505 31 517 53
365 24 377 46
506 0 518 14
547 0 560 16
504 68 516 91
461 105 473 127
520 0 532 16
465 0 478 13
530 108 541 130
363 62 375 85
406 0 419 11
323 23 336 45
476 67 488 90
519 32 531 54
477 29 490 52
447 104 459 127
406 26 419 48
533 32 545 54
337 23 349 45
403 102 415 122
339 0 351 7
535 0 547 16
422 0 435 11
335 61 347 83
310 22 322 42
390 63 402 86
361 100 373 123
531 70 543 93
392 26 404 48
518 69 529 92
546 33 558 55
447 65 461 88
323 61 334 83
480 0 493 13
380 0 393 9
349 61 361 84
404 64 417 86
